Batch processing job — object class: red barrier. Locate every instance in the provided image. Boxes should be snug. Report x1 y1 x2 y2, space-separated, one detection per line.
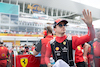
16 54 40 67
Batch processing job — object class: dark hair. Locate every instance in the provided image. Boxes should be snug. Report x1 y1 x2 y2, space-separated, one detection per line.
24 44 27 46
53 22 57 28
34 44 36 45
0 42 3 44
44 26 52 34
25 46 29 49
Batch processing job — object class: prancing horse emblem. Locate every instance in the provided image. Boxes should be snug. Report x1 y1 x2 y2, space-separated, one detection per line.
20 57 28 67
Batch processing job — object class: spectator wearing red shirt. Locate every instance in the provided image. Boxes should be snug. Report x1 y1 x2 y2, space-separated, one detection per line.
0 41 11 67
75 43 90 67
45 9 95 67
31 44 35 51
33 26 53 67
89 29 100 67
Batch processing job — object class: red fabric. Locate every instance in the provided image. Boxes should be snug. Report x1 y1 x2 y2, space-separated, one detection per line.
40 35 53 64
87 54 93 67
75 45 84 63
94 58 100 67
55 19 68 24
92 41 100 67
0 46 9 67
45 26 95 65
93 41 100 56
43 30 47 36
88 41 100 67
72 34 91 50
0 60 7 67
16 55 40 67
31 46 35 51
9 50 12 53
87 46 93 67
45 42 52 64
55 35 67 43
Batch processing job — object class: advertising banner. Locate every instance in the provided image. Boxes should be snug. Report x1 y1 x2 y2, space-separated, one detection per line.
0 3 19 15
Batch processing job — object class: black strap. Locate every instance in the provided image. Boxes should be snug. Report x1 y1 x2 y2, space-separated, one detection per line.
40 64 47 67
35 39 42 52
50 40 58 61
88 40 97 67
68 40 74 66
88 41 94 55
65 39 74 66
88 39 97 55
0 58 7 60
94 56 100 58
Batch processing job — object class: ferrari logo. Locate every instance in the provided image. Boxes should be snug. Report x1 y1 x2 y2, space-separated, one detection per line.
77 46 81 50
20 58 28 67
63 42 66 45
1 47 3 49
2 53 5 57
94 46 96 49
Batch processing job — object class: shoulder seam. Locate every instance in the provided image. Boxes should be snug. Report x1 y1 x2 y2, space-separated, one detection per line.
66 35 72 40
50 38 55 44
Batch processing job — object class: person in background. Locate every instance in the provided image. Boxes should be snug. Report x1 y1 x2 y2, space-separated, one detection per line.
89 29 100 67
45 9 95 67
33 26 53 67
31 44 35 51
28 45 31 51
4 44 6 47
75 42 90 67
24 46 29 52
6 46 9 49
11 46 14 51
24 44 27 48
0 40 11 67
19 46 25 54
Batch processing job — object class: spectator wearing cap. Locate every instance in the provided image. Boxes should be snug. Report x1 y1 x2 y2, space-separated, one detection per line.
0 40 11 67
45 9 95 67
88 29 100 67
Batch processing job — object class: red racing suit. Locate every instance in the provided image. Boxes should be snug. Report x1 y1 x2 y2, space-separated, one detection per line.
35 35 53 65
0 46 9 67
75 45 84 63
45 26 95 65
92 41 100 67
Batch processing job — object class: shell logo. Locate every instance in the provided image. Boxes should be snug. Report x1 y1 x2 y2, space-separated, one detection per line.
2 53 5 57
55 47 59 51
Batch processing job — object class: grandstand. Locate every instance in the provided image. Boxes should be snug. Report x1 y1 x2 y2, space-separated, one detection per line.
0 0 99 47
